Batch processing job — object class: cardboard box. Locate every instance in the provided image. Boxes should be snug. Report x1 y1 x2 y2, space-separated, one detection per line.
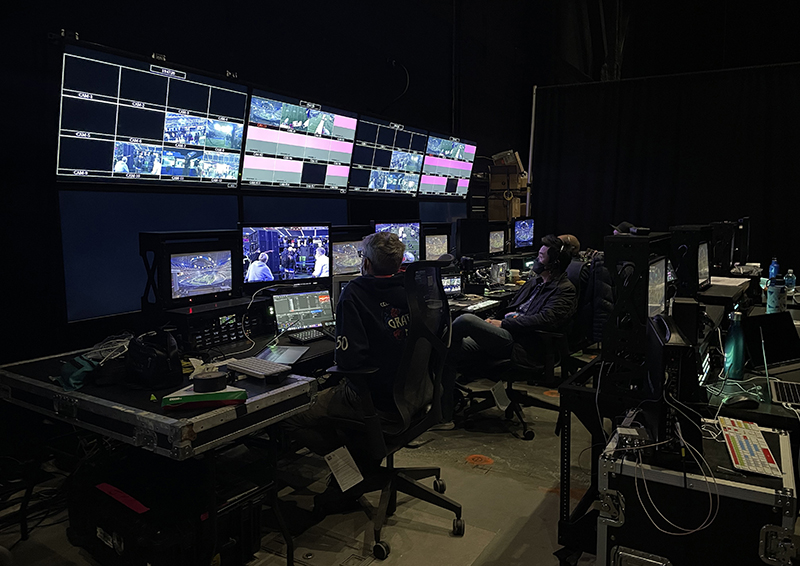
489 196 525 221
490 166 528 191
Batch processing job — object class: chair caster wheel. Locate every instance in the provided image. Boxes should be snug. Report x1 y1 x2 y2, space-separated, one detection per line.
373 541 390 560
433 478 446 493
522 430 535 441
453 518 465 536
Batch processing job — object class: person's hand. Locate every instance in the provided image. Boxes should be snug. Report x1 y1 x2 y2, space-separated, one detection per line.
486 318 503 328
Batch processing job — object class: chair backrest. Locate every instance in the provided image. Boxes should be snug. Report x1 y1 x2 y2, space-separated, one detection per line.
391 258 452 432
565 259 591 347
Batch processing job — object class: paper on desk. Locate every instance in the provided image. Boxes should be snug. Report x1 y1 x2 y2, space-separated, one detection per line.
710 276 750 287
324 446 364 492
490 381 511 412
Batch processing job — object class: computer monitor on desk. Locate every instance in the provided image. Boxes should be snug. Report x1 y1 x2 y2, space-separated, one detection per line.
441 273 462 297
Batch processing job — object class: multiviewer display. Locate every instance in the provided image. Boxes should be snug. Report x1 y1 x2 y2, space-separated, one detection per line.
425 234 449 260
348 117 428 195
332 241 363 276
170 251 233 299
57 45 247 184
241 91 357 192
375 222 420 263
242 226 330 282
419 134 476 197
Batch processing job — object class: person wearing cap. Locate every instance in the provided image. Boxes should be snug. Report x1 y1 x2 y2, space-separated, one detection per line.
559 234 581 258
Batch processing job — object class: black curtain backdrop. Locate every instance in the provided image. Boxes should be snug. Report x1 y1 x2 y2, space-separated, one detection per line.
532 63 800 273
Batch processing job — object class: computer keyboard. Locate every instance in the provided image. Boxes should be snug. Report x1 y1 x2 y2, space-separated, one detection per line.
288 328 326 344
718 416 782 477
465 299 500 312
225 357 291 379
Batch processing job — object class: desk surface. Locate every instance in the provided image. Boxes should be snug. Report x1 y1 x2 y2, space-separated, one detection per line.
0 348 317 460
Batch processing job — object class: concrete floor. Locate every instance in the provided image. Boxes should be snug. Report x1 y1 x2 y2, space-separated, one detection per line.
0 380 597 566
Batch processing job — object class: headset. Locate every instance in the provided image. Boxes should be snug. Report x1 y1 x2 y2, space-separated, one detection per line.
124 329 183 389
543 236 570 272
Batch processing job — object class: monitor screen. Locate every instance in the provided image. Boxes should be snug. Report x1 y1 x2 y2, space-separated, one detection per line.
170 250 233 299
441 274 462 296
425 234 449 260
375 222 421 263
648 258 667 318
348 117 427 195
698 241 710 287
513 218 535 251
419 134 476 197
242 225 329 282
241 90 357 192
489 230 505 255
57 44 247 185
272 290 334 331
332 240 364 276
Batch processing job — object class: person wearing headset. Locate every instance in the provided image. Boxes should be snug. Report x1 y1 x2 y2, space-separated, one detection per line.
435 235 578 428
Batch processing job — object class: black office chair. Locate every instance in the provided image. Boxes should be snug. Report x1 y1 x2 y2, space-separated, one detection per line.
326 258 464 560
458 265 584 440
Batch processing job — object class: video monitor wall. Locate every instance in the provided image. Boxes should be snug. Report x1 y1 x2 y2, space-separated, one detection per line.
375 222 421 263
241 91 357 192
419 134 476 198
57 45 248 185
348 117 428 195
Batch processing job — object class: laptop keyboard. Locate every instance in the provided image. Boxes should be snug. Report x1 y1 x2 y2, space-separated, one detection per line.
772 380 800 404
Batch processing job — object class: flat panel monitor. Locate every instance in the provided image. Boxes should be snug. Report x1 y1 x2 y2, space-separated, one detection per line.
332 240 364 276
242 225 330 283
272 290 334 331
349 117 427 195
489 227 506 255
441 274 462 297
170 250 233 299
57 44 247 185
425 234 449 260
698 241 711 288
456 218 489 258
648 257 667 318
374 222 421 263
419 134 476 198
332 274 358 308
241 90 357 192
513 217 535 252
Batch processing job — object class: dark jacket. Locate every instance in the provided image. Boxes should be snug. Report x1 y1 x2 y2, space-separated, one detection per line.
584 252 615 343
335 273 409 411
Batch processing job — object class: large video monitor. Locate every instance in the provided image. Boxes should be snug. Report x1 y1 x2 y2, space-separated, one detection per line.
241 90 357 192
419 134 476 198
374 222 421 263
348 117 427 195
455 218 489 258
57 44 248 185
513 217 535 253
331 241 363 276
241 224 330 283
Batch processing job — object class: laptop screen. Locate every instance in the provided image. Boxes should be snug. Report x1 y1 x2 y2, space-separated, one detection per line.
743 311 800 370
273 290 334 331
441 274 462 296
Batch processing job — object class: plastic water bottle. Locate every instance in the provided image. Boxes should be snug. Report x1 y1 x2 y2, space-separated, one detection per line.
724 312 744 381
767 276 787 314
785 269 796 293
769 258 780 279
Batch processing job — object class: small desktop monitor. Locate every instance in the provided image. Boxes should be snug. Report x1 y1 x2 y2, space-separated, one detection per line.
170 250 233 300
241 90 357 193
419 134 477 198
425 234 449 260
241 224 330 283
648 257 667 318
698 241 711 289
441 273 462 297
374 222 421 263
513 217 535 253
349 116 427 195
272 289 334 331
331 241 363 276
455 218 489 258
488 222 507 255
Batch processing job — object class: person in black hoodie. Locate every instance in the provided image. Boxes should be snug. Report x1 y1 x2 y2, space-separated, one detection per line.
437 234 577 426
282 231 408 457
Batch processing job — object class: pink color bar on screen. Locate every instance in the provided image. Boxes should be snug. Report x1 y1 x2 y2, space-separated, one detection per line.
270 158 303 173
327 165 350 177
304 136 332 151
243 155 269 170
421 175 447 186
331 140 354 154
426 156 472 171
457 179 470 188
464 144 476 156
243 155 302 173
277 130 308 148
334 115 358 130
247 127 280 143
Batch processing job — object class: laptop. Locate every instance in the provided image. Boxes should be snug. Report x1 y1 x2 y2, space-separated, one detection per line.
256 344 309 365
743 311 800 376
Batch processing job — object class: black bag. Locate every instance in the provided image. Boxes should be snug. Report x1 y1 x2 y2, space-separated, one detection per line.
124 330 183 390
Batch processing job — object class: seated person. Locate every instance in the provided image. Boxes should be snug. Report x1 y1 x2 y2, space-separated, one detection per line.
439 235 577 425
558 234 581 258
245 252 274 282
282 231 409 460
